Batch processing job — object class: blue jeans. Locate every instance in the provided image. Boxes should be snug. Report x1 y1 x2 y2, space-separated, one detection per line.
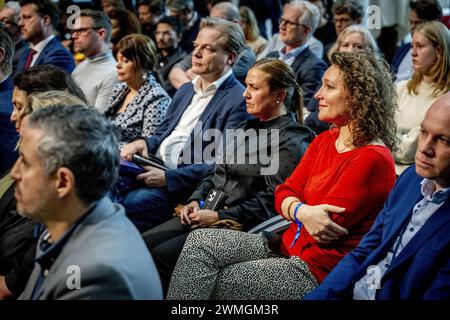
110 176 175 232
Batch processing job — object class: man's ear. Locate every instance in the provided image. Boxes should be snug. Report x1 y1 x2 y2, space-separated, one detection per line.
97 28 107 41
42 15 51 27
54 167 75 199
227 51 237 66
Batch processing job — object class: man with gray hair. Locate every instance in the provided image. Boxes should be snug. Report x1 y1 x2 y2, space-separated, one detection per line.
0 26 18 177
117 17 251 232
267 0 327 131
16 106 163 299
71 9 119 112
0 1 27 74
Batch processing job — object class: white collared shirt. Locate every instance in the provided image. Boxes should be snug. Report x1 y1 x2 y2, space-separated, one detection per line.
278 43 308 66
29 35 55 67
156 70 233 169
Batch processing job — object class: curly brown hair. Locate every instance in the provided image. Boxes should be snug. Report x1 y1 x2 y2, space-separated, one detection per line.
330 51 399 151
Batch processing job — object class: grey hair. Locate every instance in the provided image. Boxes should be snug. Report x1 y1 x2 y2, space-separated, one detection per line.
4 1 21 24
290 0 320 37
28 106 120 204
211 2 240 22
26 90 88 113
0 27 13 74
199 17 246 65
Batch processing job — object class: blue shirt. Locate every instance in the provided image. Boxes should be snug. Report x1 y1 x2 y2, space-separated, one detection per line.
278 44 308 67
353 179 450 300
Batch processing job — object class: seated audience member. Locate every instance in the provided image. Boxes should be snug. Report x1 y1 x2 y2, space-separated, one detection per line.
108 8 141 56
257 0 325 61
239 6 267 56
137 0 166 40
114 17 251 232
154 16 186 97
105 34 171 144
305 92 450 300
166 0 201 54
71 10 119 113
1 67 88 299
0 26 18 177
327 25 380 61
391 0 443 83
143 58 315 291
168 2 256 88
265 0 327 133
394 21 450 175
323 0 363 62
16 0 75 74
0 1 27 75
17 106 163 300
166 52 398 300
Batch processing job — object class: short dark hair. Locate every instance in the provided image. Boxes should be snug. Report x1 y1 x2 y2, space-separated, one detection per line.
79 9 112 43
137 0 165 16
19 0 60 30
13 65 87 103
156 15 184 35
0 25 14 74
116 34 157 73
28 105 120 204
410 0 443 21
332 0 364 21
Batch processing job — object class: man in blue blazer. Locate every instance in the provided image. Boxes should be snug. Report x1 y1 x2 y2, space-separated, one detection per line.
266 1 327 133
18 106 163 300
118 17 251 232
15 0 74 75
305 92 450 300
0 27 18 177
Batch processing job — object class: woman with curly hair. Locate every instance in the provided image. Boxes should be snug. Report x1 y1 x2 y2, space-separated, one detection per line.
394 21 450 174
166 52 398 300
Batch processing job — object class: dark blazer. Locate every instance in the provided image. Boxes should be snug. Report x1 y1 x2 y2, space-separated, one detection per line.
391 42 411 77
305 165 450 300
0 76 18 176
267 47 327 111
145 74 251 202
16 37 75 75
19 197 163 300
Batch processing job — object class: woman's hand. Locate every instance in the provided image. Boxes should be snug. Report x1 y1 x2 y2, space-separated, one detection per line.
180 201 200 225
296 204 348 243
189 209 220 229
136 166 166 187
120 139 148 160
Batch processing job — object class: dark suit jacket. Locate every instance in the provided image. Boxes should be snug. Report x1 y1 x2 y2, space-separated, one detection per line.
19 197 163 300
16 37 75 75
267 47 327 111
305 166 450 300
391 42 411 77
145 74 251 202
0 76 18 176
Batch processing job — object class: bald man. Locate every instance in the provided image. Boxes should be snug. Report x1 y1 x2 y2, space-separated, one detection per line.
305 92 450 300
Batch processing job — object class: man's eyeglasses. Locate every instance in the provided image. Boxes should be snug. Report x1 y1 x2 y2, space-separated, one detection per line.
70 27 101 37
279 18 307 29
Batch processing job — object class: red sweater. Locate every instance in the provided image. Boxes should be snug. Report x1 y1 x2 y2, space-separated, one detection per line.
274 129 396 283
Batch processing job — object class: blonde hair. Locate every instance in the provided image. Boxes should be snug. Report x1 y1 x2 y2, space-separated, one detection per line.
239 6 260 42
407 21 450 97
26 91 88 113
328 24 379 61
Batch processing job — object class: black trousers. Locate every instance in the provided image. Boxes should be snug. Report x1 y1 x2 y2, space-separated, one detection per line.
142 217 191 294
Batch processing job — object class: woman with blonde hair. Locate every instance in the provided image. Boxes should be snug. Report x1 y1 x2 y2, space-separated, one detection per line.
105 34 171 144
394 21 450 174
239 6 267 56
327 24 379 61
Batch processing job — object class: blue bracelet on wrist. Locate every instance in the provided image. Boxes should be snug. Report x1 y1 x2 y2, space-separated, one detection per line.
289 202 304 248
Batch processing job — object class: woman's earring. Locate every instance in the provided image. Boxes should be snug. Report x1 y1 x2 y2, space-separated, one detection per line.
276 100 280 104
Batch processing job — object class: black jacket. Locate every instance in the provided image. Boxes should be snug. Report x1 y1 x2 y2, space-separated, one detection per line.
188 114 314 230
0 178 39 297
